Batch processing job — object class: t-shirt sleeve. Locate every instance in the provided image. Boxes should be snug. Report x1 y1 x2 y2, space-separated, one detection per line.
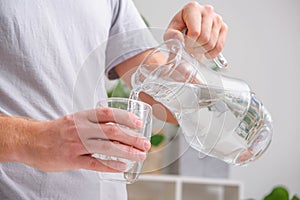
105 0 158 80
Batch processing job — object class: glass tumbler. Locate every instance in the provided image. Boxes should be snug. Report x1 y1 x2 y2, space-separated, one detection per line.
93 97 152 183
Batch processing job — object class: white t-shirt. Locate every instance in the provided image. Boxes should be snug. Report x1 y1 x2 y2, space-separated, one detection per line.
0 0 155 199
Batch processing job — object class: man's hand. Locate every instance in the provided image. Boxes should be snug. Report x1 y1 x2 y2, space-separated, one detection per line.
0 109 151 172
165 2 228 59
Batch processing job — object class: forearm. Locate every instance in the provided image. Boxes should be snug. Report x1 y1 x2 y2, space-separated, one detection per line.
0 114 39 163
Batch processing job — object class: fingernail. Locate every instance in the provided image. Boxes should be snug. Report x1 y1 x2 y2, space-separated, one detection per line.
138 152 147 161
135 119 143 128
144 140 151 151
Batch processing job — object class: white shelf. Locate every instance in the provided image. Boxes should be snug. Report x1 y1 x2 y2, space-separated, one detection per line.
127 174 243 200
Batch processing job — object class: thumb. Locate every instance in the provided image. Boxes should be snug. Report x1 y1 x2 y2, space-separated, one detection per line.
163 29 185 42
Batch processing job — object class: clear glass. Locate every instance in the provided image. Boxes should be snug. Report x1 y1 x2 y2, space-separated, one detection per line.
131 39 273 166
93 98 152 183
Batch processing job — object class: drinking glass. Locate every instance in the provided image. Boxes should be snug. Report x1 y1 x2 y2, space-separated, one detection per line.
93 97 152 183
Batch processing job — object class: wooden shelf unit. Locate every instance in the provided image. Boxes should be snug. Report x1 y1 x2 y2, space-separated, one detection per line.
127 174 243 200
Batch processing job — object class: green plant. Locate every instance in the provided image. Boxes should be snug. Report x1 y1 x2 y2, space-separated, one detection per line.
107 80 130 98
263 186 299 200
150 134 165 147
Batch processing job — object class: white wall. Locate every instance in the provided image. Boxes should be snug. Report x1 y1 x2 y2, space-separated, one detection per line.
134 0 300 199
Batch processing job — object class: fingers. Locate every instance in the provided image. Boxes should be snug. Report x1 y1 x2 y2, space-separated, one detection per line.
73 108 151 164
192 5 214 45
84 139 147 162
184 5 226 57
78 155 127 172
205 22 228 59
164 2 201 42
83 123 151 152
88 107 143 130
165 2 228 59
200 14 222 54
166 2 202 39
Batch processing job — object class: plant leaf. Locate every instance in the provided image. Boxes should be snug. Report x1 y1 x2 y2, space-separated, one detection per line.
263 186 289 200
108 80 130 98
150 134 165 147
292 195 300 200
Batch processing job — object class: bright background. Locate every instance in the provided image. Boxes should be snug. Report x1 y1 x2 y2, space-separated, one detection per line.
133 0 300 199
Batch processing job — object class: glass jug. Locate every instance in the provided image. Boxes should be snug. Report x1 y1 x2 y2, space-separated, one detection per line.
131 39 273 166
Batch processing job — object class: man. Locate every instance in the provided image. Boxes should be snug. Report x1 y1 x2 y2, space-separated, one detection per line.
0 0 227 199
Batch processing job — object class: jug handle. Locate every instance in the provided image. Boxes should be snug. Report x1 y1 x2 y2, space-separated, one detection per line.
181 28 228 71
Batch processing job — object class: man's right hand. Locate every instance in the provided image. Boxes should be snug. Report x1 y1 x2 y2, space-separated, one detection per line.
0 108 151 172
